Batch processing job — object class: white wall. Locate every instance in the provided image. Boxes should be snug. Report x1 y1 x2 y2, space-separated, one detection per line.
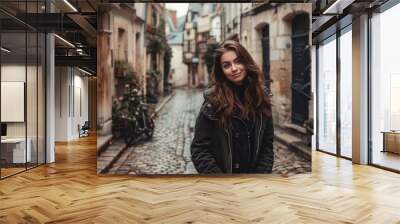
1 82 25 122
55 66 69 141
1 65 40 137
135 3 146 20
55 67 89 141
72 73 89 138
170 45 188 87
1 63 46 164
1 66 26 135
197 15 211 33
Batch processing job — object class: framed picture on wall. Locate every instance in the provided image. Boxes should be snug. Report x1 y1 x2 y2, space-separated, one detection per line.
1 81 25 122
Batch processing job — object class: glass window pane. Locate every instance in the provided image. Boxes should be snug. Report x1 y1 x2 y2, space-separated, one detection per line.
1 1 46 179
371 3 400 171
318 36 337 154
1 31 27 177
27 31 38 169
340 29 352 158
38 32 45 165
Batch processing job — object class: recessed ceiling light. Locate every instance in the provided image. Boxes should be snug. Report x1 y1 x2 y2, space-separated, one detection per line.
323 0 355 15
78 67 93 76
1 47 11 53
63 0 78 12
54 34 75 48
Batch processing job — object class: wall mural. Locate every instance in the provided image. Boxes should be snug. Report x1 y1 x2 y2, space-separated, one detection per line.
97 3 313 176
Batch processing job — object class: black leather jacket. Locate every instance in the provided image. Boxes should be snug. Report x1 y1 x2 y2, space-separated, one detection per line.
190 91 274 174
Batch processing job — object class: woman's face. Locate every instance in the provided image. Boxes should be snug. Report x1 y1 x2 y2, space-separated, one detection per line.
220 50 247 85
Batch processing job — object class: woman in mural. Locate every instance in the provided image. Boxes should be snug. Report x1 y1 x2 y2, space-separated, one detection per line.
191 40 274 174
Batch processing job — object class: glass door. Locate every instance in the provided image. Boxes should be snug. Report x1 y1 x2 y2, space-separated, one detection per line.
1 31 28 178
0 1 47 179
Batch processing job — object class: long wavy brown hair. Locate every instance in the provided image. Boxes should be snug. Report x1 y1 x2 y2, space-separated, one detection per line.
207 40 272 126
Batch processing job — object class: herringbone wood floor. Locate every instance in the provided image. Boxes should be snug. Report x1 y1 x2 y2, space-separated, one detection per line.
1 134 400 224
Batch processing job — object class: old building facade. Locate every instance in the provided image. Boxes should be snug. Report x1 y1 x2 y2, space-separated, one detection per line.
223 3 241 41
240 3 312 152
97 3 167 150
166 10 188 87
97 4 139 149
182 3 200 87
145 3 167 97
182 3 222 88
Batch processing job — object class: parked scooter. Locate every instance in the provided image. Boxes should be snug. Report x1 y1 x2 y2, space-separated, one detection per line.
113 88 155 147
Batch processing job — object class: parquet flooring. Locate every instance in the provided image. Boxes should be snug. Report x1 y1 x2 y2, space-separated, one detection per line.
1 167 26 178
1 134 400 223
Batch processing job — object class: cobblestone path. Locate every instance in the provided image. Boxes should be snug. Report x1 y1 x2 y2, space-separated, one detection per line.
108 88 311 175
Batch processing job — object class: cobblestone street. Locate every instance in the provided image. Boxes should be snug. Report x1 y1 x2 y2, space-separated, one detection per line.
108 88 311 175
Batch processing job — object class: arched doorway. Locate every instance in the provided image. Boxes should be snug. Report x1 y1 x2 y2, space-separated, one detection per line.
291 13 310 125
261 24 271 93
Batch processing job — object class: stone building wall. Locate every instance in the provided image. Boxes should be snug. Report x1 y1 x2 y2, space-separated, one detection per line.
97 5 140 149
97 7 114 147
170 45 188 87
241 3 312 128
